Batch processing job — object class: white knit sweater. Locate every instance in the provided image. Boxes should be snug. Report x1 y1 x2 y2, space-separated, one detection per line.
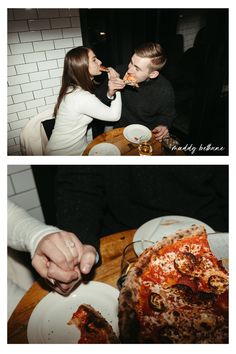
45 88 121 155
8 199 60 258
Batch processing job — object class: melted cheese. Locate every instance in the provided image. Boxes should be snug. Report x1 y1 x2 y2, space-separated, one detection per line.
151 252 176 272
179 243 202 254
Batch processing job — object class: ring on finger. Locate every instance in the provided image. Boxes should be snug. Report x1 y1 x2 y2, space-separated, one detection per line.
65 240 75 248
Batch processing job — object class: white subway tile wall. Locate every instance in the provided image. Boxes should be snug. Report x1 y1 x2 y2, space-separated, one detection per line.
8 8 83 155
176 11 207 52
8 165 44 222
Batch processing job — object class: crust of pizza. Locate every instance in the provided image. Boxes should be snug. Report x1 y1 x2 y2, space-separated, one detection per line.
118 225 228 344
68 304 119 343
100 65 110 72
123 73 139 87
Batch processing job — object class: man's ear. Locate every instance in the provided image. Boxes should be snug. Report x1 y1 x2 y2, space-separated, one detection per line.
149 70 159 79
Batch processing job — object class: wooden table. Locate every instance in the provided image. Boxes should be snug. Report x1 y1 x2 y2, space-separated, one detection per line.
83 127 184 156
8 229 135 344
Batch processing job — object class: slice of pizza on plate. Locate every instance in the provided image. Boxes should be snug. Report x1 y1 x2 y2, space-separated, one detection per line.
68 304 120 343
118 224 228 344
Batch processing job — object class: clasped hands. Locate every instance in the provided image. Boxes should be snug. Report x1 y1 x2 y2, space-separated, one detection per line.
32 231 97 295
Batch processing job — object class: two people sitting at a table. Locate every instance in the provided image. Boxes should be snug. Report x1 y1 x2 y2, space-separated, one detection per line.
45 42 174 155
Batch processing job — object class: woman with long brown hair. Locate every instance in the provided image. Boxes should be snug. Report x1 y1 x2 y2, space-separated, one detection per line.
45 46 123 155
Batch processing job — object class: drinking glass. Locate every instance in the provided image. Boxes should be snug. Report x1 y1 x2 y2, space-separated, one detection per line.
162 135 180 155
117 240 154 289
138 141 153 156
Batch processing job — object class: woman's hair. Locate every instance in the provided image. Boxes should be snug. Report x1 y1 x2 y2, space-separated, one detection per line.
53 46 94 117
134 42 167 72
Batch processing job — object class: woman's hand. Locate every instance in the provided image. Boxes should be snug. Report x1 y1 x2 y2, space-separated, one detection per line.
32 231 97 295
107 67 125 97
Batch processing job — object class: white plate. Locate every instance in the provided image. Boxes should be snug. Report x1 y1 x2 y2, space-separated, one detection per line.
207 232 228 264
123 124 152 144
133 215 215 255
88 143 121 156
27 281 119 344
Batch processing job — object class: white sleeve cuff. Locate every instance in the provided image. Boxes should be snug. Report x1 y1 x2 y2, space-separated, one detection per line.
106 93 116 100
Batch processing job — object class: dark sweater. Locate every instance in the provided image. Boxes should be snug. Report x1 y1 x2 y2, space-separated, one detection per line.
95 65 176 130
55 166 228 251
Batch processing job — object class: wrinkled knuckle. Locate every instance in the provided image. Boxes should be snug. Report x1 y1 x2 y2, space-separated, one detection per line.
61 283 71 290
68 273 79 282
56 254 67 267
47 270 55 278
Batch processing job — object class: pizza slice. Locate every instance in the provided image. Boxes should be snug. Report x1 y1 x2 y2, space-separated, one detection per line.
68 304 119 344
119 225 228 344
123 73 139 88
100 65 110 72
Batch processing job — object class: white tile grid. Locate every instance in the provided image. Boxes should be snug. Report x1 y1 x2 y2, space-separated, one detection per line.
177 14 207 52
7 165 44 222
11 169 36 193
7 8 82 155
8 165 30 174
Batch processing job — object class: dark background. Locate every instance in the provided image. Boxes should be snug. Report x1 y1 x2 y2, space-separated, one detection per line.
32 165 229 229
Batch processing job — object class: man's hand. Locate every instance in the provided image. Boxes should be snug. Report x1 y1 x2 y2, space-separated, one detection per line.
107 67 125 97
46 244 97 294
32 231 97 295
152 125 169 141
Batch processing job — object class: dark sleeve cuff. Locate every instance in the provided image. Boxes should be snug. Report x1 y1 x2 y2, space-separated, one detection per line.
95 80 111 106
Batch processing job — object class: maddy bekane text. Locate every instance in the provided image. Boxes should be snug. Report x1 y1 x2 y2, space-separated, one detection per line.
172 143 225 155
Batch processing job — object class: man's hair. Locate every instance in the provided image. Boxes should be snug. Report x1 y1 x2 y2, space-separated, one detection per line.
134 42 167 72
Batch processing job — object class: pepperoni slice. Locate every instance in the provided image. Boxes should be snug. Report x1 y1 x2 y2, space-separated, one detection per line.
174 252 196 275
208 274 228 293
